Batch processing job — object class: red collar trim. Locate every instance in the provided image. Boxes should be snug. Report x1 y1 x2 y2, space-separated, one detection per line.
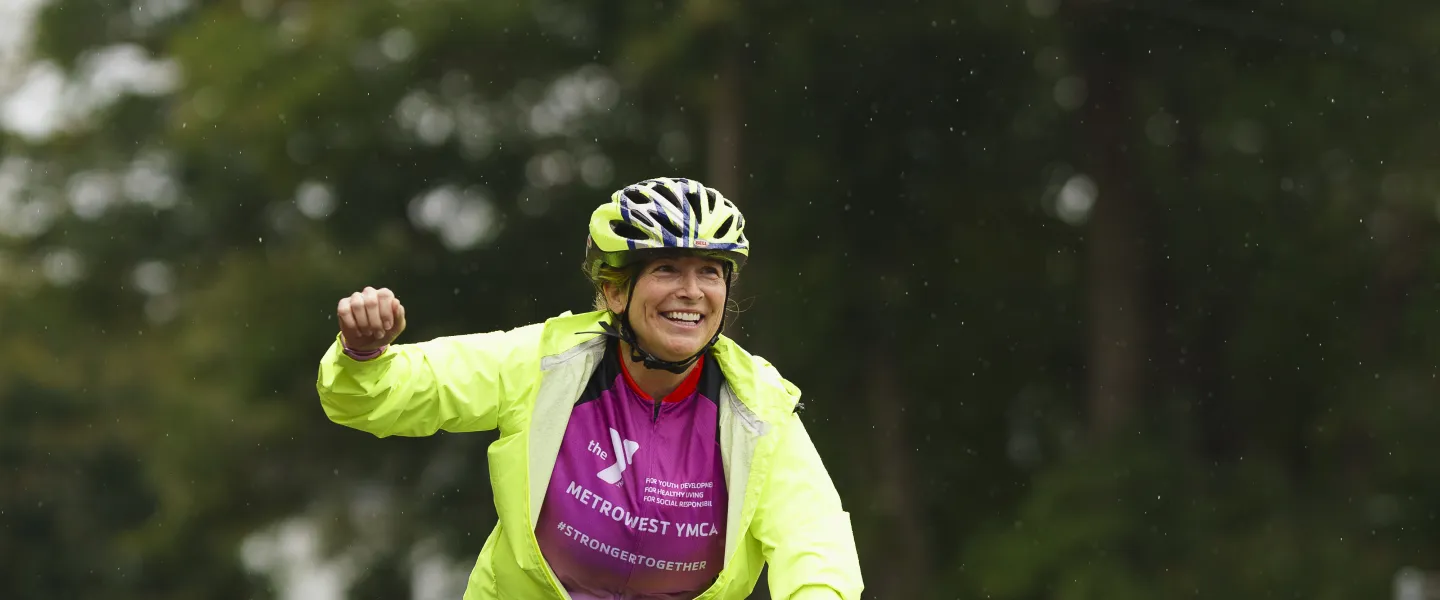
619 353 705 403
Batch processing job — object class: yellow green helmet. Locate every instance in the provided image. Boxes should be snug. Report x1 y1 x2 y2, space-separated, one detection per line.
585 177 749 279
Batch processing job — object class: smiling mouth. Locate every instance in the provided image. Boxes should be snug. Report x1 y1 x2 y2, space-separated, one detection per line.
660 311 704 326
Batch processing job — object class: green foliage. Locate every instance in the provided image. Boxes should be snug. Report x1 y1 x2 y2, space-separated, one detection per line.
6 1 1440 599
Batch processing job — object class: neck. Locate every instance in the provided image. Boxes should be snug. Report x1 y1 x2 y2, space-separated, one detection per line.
619 341 697 399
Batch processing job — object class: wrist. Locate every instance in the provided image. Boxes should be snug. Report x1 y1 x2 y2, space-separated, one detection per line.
343 345 387 361
340 334 387 361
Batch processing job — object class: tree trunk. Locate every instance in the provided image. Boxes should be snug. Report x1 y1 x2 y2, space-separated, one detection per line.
1076 32 1151 441
864 342 932 599
707 49 743 198
1166 81 1245 462
1362 204 1431 355
1341 202 1435 482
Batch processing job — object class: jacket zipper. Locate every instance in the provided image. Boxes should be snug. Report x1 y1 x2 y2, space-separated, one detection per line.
652 397 661 422
533 536 570 598
523 494 570 598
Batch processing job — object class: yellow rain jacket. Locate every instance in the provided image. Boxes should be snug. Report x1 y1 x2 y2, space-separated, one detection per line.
315 310 864 599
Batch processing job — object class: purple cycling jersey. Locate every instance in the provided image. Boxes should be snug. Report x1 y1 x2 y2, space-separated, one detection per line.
535 340 728 599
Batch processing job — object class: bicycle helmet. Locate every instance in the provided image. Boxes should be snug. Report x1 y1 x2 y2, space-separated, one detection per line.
582 177 750 373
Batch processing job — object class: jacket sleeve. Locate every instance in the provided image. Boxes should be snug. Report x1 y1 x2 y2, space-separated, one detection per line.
752 410 865 599
315 323 544 438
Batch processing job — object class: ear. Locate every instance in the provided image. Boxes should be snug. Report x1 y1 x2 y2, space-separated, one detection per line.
602 281 627 314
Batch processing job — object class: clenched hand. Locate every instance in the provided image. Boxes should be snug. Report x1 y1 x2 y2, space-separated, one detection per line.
337 286 406 352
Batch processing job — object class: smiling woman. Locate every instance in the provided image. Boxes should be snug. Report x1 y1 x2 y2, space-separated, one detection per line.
316 177 863 600
598 255 728 361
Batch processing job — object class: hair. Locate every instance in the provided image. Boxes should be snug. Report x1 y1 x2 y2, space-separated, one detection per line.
589 262 635 312
582 252 746 328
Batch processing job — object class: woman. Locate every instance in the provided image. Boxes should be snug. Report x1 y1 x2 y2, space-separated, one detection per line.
316 177 863 599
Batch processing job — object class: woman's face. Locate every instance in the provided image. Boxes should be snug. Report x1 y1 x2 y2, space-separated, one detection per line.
605 255 728 362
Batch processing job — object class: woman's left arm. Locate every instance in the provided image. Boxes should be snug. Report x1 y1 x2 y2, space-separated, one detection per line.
751 410 865 599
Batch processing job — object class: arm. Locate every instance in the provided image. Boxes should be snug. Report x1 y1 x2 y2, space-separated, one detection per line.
315 323 543 438
751 412 865 599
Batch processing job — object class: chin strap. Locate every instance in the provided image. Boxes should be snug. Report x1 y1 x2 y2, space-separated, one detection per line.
593 319 710 374
583 263 733 374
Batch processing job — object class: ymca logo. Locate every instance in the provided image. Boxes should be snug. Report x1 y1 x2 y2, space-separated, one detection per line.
597 428 639 485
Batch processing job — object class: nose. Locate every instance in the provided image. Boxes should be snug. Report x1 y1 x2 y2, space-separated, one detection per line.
675 271 704 299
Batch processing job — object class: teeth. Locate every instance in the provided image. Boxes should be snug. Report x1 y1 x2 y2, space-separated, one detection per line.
663 311 702 322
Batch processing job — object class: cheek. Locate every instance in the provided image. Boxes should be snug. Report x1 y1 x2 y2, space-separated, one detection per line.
707 287 727 317
618 281 651 311
636 285 664 311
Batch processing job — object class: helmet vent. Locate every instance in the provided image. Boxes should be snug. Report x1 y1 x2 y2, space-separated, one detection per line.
684 188 704 218
655 212 683 238
628 209 657 228
652 183 681 207
715 215 734 238
623 189 652 204
610 221 649 240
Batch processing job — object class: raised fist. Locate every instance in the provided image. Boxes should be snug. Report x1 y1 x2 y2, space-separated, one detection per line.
337 286 406 352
